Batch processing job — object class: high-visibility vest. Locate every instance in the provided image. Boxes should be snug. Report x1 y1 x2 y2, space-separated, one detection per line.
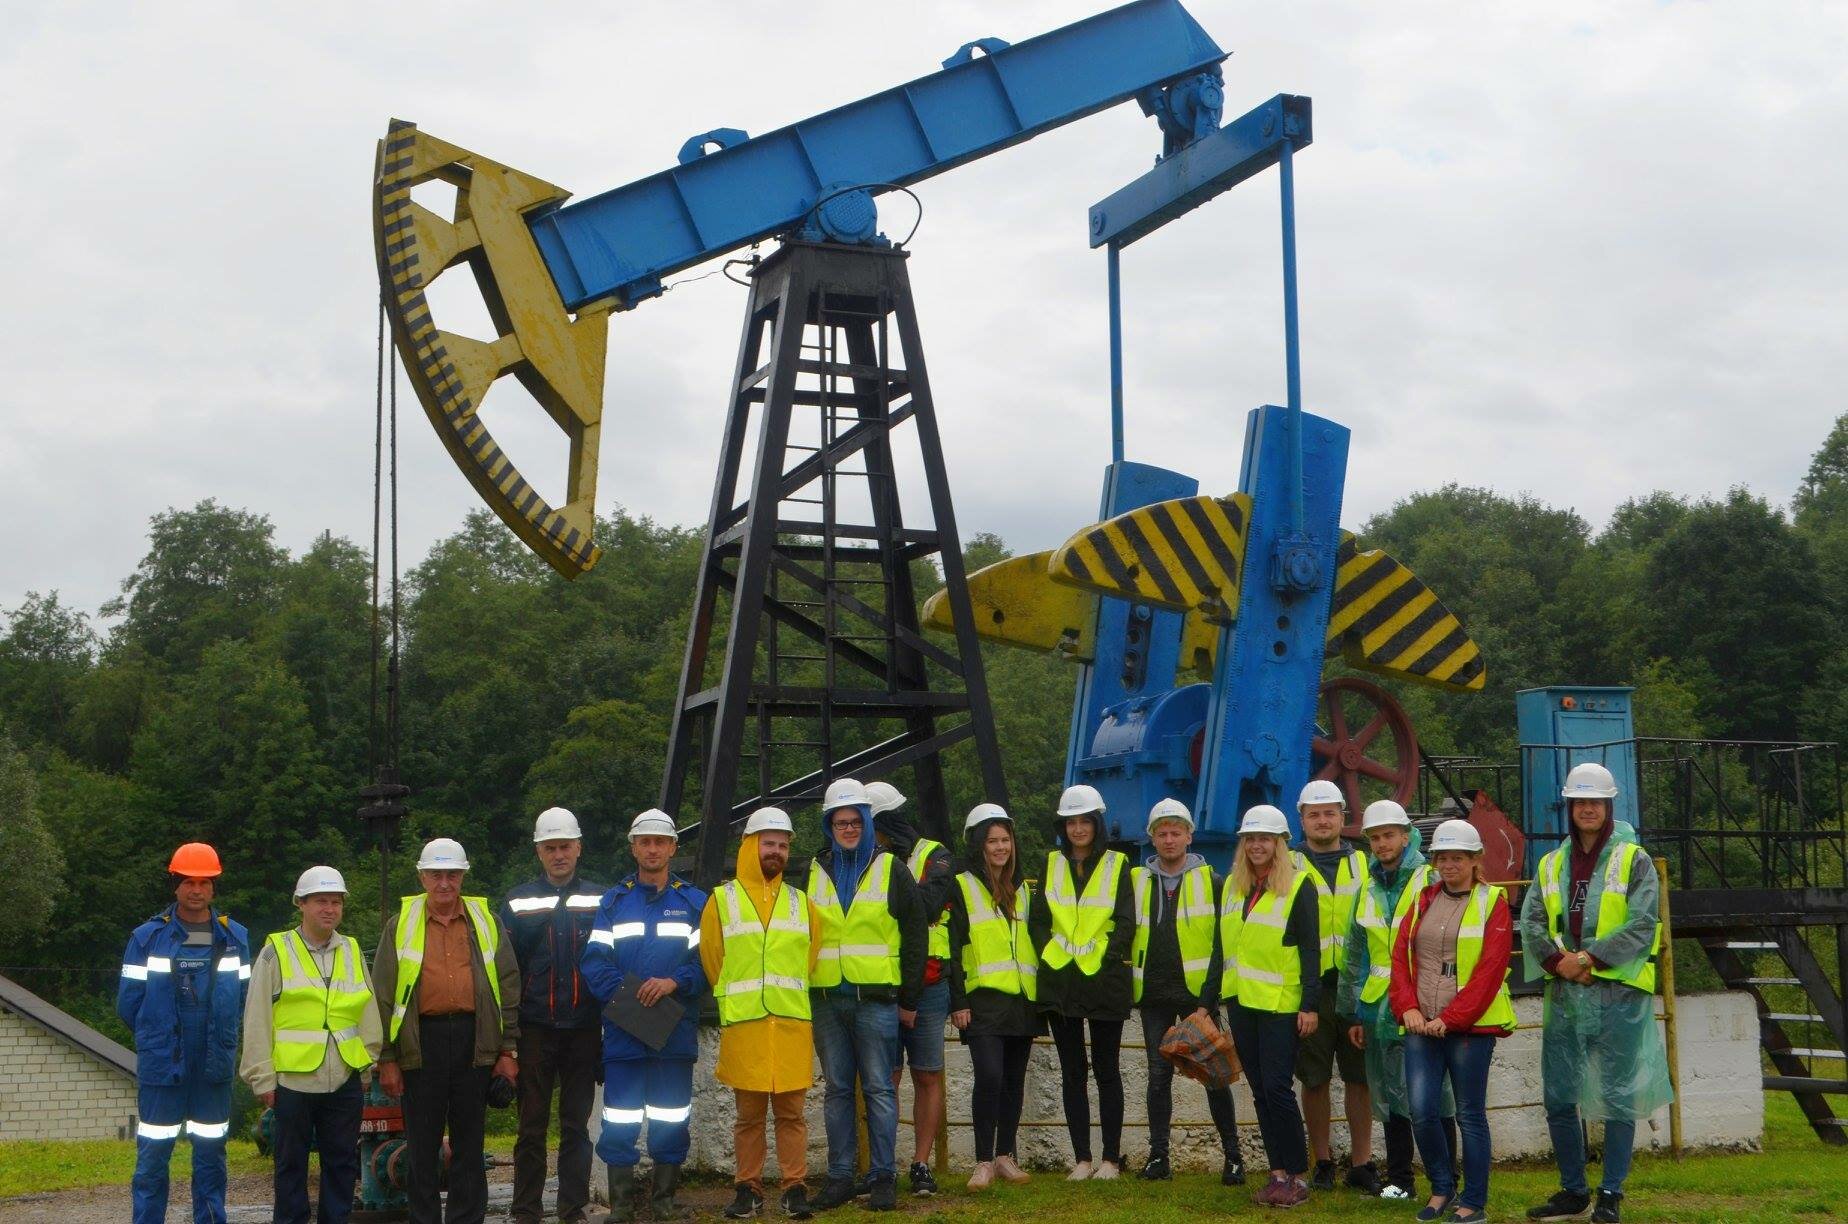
267 929 373 1073
1353 863 1435 1005
388 895 502 1041
713 879 813 1024
908 839 951 961
1039 848 1127 974
957 873 1037 1000
1130 864 1217 1003
1293 847 1366 974
808 854 902 988
1401 883 1518 1034
1536 839 1660 994
1219 869 1313 1013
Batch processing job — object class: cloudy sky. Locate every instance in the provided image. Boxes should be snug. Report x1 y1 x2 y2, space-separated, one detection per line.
3 1 1844 621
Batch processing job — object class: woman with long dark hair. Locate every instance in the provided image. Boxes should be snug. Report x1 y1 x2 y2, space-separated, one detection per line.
947 803 1042 1190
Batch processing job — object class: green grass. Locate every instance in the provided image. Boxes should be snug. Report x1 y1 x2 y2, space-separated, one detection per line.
0 1138 268 1197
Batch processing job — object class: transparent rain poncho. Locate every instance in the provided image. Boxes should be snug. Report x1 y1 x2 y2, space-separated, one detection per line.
1520 821 1675 1121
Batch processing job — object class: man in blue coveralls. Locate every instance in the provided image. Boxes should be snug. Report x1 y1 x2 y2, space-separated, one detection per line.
580 809 708 1221
118 842 252 1224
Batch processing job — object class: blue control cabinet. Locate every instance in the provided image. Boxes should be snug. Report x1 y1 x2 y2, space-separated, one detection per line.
1516 685 1637 869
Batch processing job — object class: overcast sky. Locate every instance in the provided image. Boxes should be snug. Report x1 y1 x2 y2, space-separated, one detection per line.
3 1 1844 624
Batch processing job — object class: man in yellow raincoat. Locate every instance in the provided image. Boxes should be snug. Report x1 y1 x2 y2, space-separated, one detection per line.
700 807 824 1220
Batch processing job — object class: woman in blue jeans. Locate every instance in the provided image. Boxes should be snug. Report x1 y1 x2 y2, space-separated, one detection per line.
1388 819 1517 1224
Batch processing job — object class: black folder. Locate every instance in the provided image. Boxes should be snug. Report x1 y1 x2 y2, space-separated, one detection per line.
602 978 685 1051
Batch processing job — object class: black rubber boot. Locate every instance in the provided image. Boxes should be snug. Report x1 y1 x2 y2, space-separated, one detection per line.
605 1168 637 1224
651 1164 690 1221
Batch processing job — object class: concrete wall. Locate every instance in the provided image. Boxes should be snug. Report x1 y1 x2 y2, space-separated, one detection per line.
589 991 1761 1180
0 1006 139 1141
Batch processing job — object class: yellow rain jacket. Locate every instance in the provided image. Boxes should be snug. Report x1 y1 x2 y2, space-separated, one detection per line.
699 832 824 1092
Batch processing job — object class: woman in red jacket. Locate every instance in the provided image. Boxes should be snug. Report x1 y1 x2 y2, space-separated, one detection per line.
1389 819 1516 1224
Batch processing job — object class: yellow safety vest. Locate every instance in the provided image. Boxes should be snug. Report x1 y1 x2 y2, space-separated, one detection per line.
268 930 373 1073
1537 839 1660 994
808 854 902 988
1040 848 1127 975
388 895 502 1041
957 873 1037 1000
907 839 951 961
1353 862 1435 1005
1294 847 1366 974
1219 869 1314 1013
714 879 813 1024
1130 864 1217 1003
1400 883 1517 1034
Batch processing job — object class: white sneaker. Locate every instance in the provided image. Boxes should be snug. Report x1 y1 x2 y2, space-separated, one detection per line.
1381 1184 1412 1200
1092 1161 1120 1181
1067 1161 1093 1181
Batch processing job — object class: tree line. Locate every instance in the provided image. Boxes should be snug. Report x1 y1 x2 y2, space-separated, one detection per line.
5 415 1847 1040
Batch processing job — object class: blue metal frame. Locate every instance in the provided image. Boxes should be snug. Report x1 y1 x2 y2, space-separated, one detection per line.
1516 686 1639 869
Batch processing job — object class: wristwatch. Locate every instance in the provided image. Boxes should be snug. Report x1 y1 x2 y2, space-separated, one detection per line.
1575 951 1592 970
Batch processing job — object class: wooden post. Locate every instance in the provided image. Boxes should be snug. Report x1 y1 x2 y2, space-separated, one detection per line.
1655 856 1683 1159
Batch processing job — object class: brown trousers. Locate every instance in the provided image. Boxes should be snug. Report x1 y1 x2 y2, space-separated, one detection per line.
733 1088 808 1192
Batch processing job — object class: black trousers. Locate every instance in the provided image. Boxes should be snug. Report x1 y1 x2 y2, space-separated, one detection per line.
1385 1112 1459 1195
272 1075 363 1224
403 1014 491 1224
1139 1005 1237 1159
966 1034 1032 1163
1048 1015 1124 1164
512 1025 602 1223
1227 1004 1307 1175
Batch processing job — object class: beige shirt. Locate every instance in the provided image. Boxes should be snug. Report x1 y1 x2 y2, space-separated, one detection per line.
239 930 384 1096
1414 889 1469 1018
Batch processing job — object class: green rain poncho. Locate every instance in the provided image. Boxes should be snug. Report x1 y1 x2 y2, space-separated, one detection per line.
1518 819 1675 1121
1338 827 1452 1123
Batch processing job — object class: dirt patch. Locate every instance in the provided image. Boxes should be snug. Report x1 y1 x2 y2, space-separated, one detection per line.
0 1173 271 1224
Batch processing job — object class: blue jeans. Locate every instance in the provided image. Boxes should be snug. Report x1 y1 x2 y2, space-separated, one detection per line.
898 979 950 1072
812 991 900 1180
1405 1033 1495 1211
1547 1109 1635 1196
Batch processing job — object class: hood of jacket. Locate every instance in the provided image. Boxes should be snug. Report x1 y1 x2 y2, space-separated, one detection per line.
821 801 877 901
1142 850 1206 880
1370 825 1428 887
877 808 920 858
733 831 792 924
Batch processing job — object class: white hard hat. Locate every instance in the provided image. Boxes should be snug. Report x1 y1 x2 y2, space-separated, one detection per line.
416 837 470 871
1146 797 1194 833
627 808 678 840
864 781 906 815
1056 783 1106 817
533 806 583 843
823 778 869 811
1361 800 1412 831
293 865 347 899
964 802 1011 833
742 807 794 836
1298 778 1345 809
1562 762 1619 800
1429 818 1484 853
1238 805 1290 836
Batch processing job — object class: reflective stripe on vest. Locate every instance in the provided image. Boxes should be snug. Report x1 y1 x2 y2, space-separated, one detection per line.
908 839 951 961
1218 868 1312 1014
1040 849 1126 975
1130 864 1217 1003
714 880 812 1025
1537 840 1660 993
957 873 1037 1000
808 854 902 987
1353 863 1434 1005
388 895 502 1041
268 929 373 1073
1402 882 1517 1033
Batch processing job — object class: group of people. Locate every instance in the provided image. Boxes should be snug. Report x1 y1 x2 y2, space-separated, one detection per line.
115 762 1670 1224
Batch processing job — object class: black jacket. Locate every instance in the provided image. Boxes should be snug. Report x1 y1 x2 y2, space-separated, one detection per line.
1135 856 1226 1012
499 874 609 1030
1028 841 1135 1021
946 874 1045 1039
808 848 929 1009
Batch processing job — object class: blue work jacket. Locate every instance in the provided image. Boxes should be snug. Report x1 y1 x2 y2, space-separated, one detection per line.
499 874 609 1030
579 873 708 1062
116 905 251 1086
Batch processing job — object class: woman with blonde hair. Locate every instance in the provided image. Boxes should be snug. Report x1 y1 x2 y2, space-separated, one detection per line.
1219 805 1321 1208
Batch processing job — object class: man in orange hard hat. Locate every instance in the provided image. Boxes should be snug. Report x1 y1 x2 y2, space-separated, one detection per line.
119 843 252 1224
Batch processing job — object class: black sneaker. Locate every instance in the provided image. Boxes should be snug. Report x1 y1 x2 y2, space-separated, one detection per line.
1138 1154 1172 1181
907 1162 937 1197
1527 1189 1591 1220
781 1186 813 1220
1590 1191 1622 1223
1310 1159 1338 1192
725 1185 764 1219
811 1179 856 1212
1221 1156 1246 1186
866 1176 897 1212
1345 1161 1383 1196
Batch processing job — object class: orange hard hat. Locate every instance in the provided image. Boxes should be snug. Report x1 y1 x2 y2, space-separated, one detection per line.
168 843 223 878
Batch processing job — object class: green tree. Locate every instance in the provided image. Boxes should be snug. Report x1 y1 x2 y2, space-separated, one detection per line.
103 500 286 671
0 591 95 750
0 735 67 949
